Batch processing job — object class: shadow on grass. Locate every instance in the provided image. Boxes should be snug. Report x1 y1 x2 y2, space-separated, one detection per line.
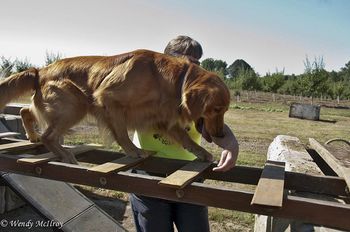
318 119 337 124
290 117 337 124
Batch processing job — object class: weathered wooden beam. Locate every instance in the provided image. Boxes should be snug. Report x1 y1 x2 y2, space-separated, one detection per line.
0 140 42 152
134 156 349 197
284 172 348 197
88 156 147 173
0 138 347 199
0 132 20 139
0 137 27 143
17 145 100 164
17 152 57 164
77 151 349 197
0 155 349 230
251 160 285 207
309 138 350 189
158 160 212 189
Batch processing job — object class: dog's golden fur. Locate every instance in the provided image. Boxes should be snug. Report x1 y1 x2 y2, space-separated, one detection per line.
0 50 230 163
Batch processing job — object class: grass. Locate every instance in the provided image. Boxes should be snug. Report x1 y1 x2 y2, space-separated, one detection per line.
209 208 255 232
226 102 350 145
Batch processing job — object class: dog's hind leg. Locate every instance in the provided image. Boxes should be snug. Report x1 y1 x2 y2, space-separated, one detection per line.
41 125 79 164
40 110 86 164
20 106 40 142
37 79 89 164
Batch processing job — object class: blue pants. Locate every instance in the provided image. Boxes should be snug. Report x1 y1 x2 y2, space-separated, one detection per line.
130 194 210 232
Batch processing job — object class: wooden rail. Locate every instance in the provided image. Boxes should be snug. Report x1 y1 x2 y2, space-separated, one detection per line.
0 138 349 230
309 138 350 189
0 132 20 139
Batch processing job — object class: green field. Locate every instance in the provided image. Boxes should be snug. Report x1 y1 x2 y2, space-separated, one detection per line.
62 100 350 231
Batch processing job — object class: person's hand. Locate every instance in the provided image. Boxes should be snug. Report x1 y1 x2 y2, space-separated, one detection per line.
210 124 239 172
213 149 237 172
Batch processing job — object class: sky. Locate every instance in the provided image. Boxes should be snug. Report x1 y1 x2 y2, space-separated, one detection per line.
0 0 349 75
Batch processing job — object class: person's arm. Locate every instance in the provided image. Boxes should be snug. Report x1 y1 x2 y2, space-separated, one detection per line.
210 124 239 172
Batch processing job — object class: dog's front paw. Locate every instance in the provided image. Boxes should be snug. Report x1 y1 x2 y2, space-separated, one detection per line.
61 156 78 164
27 133 41 143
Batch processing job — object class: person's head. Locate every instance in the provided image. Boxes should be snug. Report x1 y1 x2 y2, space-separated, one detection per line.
164 35 203 64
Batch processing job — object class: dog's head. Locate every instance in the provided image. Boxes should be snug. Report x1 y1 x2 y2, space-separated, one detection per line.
182 72 230 140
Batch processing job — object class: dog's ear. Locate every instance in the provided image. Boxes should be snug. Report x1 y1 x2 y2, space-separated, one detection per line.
181 88 207 120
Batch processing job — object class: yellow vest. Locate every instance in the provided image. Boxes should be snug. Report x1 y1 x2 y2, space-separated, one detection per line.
133 123 201 160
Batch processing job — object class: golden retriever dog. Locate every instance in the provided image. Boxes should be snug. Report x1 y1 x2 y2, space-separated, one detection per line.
0 50 230 164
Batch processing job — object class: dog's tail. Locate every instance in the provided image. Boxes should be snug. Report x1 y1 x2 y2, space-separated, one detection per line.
0 68 39 110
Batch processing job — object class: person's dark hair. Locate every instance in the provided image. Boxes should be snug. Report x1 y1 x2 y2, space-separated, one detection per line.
164 36 203 64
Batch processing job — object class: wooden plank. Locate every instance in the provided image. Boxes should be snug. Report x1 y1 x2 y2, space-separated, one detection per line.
0 156 349 230
0 140 41 152
251 160 285 207
66 150 350 197
87 156 147 173
17 145 99 164
309 138 350 189
158 160 212 189
99 153 347 196
0 132 20 139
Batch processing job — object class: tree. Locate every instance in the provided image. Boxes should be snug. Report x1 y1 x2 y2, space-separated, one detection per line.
227 59 253 79
301 56 329 98
339 61 350 82
235 67 261 91
45 51 62 65
14 57 34 73
328 70 341 82
0 56 15 77
261 70 285 93
278 79 300 95
201 58 227 79
331 81 346 99
213 59 228 77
